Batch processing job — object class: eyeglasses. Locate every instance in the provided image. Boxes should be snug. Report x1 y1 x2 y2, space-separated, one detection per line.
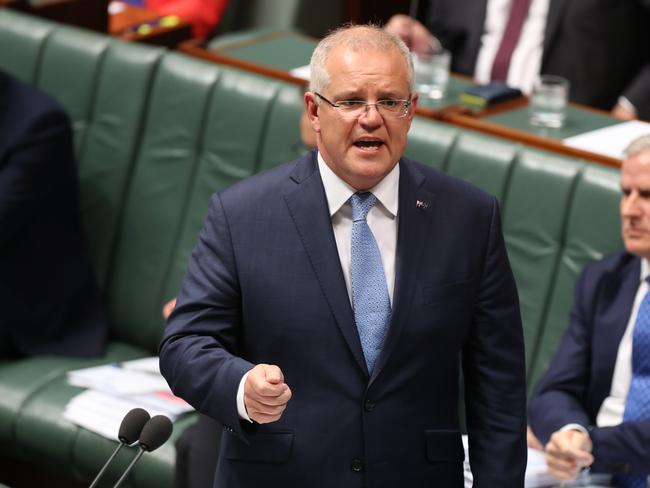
315 92 412 118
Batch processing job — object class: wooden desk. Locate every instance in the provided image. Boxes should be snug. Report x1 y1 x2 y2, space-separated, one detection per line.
442 99 623 168
180 31 315 86
179 29 628 168
108 1 191 47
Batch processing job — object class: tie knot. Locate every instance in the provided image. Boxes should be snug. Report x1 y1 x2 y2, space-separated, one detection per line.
350 192 377 222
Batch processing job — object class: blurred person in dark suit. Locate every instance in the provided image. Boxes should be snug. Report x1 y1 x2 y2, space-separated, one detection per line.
385 0 650 120
0 69 108 358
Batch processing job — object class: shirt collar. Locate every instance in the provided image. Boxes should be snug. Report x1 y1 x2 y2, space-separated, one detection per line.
317 152 399 218
641 259 650 284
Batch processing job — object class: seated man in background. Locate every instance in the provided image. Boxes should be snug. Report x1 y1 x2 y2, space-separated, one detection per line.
385 1 650 121
529 134 650 487
0 69 108 358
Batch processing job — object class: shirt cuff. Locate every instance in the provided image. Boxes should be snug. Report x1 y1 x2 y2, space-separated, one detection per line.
618 96 638 116
237 371 253 423
560 423 589 436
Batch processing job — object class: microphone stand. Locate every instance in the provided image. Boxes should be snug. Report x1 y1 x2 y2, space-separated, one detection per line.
89 442 128 488
112 446 146 488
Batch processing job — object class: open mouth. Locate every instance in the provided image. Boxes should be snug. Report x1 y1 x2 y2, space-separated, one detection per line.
353 140 384 151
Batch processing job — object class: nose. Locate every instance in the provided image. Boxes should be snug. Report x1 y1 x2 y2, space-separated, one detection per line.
358 103 383 128
622 192 642 217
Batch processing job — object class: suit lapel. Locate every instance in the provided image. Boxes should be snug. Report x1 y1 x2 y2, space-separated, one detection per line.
283 154 368 376
542 0 568 67
371 160 435 382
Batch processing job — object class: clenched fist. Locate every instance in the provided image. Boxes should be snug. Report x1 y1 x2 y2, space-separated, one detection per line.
244 364 292 424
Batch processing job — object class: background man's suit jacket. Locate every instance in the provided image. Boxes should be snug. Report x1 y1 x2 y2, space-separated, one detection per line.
423 0 650 119
160 152 527 488
0 70 107 357
530 251 650 476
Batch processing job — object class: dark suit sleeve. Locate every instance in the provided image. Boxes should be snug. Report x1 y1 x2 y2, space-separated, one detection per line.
623 63 650 121
528 265 594 442
0 107 73 249
529 262 650 475
159 193 255 439
463 197 528 486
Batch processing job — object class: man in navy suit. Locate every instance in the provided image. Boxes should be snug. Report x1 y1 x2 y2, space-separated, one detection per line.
0 70 108 358
529 134 650 484
160 25 526 487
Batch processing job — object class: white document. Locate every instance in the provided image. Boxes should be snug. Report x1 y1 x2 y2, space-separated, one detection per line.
563 120 650 160
64 357 193 440
289 64 310 81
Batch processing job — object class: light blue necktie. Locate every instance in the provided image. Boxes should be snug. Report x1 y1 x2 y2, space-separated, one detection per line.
350 192 391 374
616 279 650 488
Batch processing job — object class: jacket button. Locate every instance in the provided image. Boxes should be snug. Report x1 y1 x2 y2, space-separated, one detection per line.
364 400 375 412
351 458 363 472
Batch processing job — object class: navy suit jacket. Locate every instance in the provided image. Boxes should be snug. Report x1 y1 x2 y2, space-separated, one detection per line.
160 152 527 487
529 251 650 475
423 0 650 119
0 71 107 357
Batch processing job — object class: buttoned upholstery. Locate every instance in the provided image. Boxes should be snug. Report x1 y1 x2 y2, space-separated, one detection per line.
0 8 623 486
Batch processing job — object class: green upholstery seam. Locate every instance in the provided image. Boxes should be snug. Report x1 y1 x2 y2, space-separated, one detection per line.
525 159 585 391
103 48 166 319
152 67 223 352
253 82 282 174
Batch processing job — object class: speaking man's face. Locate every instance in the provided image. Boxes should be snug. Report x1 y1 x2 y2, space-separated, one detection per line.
621 150 650 260
306 44 416 191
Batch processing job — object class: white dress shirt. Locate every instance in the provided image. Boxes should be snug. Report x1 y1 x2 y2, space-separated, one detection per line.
237 153 400 421
473 0 550 94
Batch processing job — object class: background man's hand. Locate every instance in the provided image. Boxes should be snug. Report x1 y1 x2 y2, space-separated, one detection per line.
527 425 544 450
244 364 292 424
384 14 435 54
611 102 637 121
545 429 594 481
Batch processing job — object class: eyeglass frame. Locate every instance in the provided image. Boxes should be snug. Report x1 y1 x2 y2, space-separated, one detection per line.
314 92 413 118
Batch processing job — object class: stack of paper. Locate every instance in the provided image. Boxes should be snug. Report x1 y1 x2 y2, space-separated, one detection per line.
462 435 611 487
64 357 193 440
563 120 650 160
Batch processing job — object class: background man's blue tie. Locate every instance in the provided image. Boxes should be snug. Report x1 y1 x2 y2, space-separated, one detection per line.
617 279 650 488
350 192 391 374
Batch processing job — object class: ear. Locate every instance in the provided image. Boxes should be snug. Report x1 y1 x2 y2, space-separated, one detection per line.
304 91 321 133
407 93 418 123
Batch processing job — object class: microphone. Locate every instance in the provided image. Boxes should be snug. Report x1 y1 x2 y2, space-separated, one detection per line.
112 415 173 488
88 408 150 488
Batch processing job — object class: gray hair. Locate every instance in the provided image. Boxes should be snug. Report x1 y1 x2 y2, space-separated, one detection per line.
625 134 650 158
309 24 414 94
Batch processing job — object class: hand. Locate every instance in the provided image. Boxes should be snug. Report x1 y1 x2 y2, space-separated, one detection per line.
545 429 594 482
611 102 637 121
384 14 436 54
527 425 544 450
162 298 177 320
244 364 292 424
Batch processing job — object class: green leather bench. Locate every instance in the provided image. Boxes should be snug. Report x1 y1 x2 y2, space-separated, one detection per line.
0 9 623 486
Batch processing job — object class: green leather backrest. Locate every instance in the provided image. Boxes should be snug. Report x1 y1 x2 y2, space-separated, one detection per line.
502 150 584 368
0 9 52 82
405 116 458 170
446 131 517 202
529 164 622 387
